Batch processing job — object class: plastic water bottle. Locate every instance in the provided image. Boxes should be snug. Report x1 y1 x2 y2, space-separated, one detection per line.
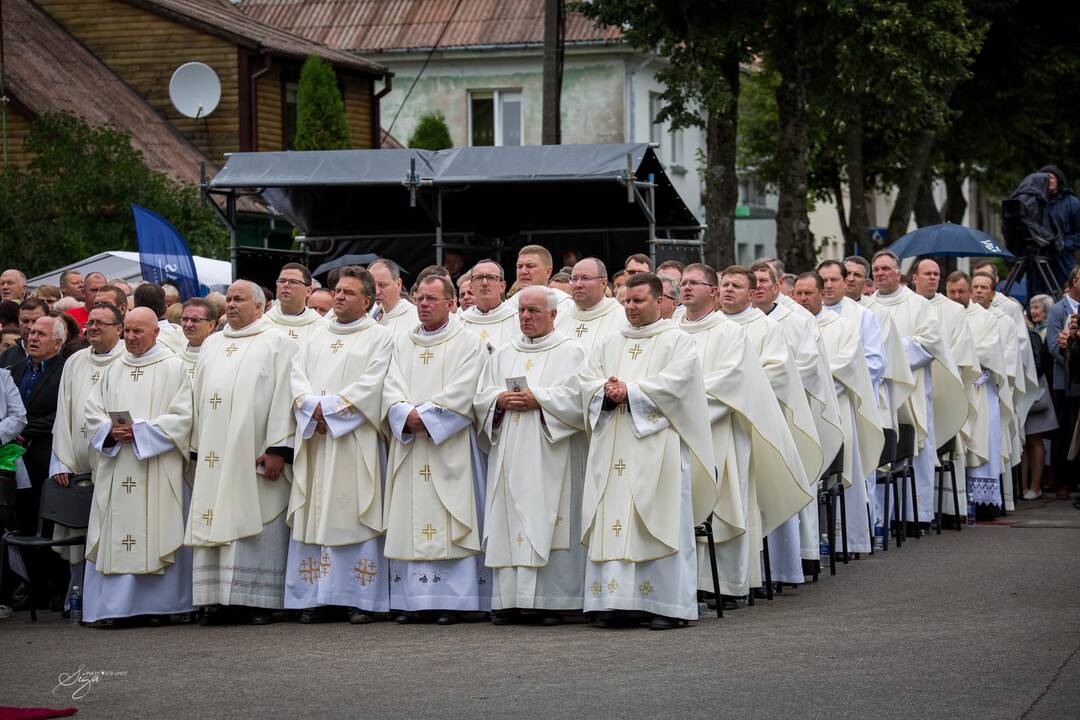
819 532 830 564
873 521 884 551
69 586 82 625
966 501 976 527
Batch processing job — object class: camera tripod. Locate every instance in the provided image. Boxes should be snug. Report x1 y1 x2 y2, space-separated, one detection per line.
1001 249 1063 301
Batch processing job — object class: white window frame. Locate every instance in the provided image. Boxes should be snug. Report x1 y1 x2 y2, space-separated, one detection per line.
468 89 523 147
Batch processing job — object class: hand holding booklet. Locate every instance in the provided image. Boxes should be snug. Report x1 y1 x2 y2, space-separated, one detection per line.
108 410 134 427
505 376 529 393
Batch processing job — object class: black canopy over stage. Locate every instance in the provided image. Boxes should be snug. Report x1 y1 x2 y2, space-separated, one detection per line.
203 144 704 283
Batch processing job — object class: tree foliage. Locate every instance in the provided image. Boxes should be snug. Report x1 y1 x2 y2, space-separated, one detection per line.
294 56 352 151
408 112 453 150
0 112 228 278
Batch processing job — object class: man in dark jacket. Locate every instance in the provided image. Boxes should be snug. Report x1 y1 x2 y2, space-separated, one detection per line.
1039 165 1080 286
10 315 68 609
0 299 48 372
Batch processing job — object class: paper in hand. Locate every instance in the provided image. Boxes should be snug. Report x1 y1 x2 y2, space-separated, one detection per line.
108 411 134 427
505 376 529 393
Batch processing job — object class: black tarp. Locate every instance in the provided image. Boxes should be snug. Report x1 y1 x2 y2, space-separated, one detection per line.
209 144 703 277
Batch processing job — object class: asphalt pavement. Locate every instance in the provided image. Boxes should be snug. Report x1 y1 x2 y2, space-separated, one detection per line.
3 497 1078 720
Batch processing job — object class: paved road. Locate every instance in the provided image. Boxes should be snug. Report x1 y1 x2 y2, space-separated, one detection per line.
3 498 1079 719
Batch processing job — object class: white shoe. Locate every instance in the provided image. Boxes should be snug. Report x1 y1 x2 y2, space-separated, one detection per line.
0 605 12 620
1022 489 1040 500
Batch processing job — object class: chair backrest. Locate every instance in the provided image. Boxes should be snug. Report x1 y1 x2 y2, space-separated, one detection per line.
878 428 898 467
822 445 844 479
937 437 956 457
39 474 94 530
896 423 916 460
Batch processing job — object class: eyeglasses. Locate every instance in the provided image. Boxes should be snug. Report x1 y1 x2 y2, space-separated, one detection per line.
416 295 451 304
680 280 715 289
471 274 503 284
275 278 308 287
664 295 678 302
180 316 213 324
84 320 119 328
569 275 604 284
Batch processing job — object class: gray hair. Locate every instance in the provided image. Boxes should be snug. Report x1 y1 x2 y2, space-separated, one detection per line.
661 275 681 301
520 286 558 310
369 258 402 280
49 316 67 344
581 257 607 279
1029 294 1053 316
238 280 266 306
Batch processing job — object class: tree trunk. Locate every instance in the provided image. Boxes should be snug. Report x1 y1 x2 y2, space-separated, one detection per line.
704 56 739 269
774 10 815 271
541 0 564 145
914 167 943 227
832 170 851 257
942 165 968 224
844 114 871 256
886 127 937 242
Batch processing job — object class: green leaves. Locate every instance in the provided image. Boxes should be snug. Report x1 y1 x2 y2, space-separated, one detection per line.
0 112 227 278
408 112 453 150
294 56 352 151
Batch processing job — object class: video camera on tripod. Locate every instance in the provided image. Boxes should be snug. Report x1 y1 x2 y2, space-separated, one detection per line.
1001 172 1064 299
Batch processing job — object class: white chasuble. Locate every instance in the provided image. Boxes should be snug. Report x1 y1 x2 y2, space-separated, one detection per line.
859 296 917 432
964 302 1009 469
382 315 491 612
579 319 717 620
555 297 629 354
818 310 884 553
178 344 201 383
158 317 298 548
155 321 187 355
475 331 588 610
461 302 519 351
379 298 420 337
285 317 394 612
49 343 123 562
267 302 326 345
990 307 1023 474
84 346 187 575
682 311 810 596
289 318 393 545
990 292 1040 425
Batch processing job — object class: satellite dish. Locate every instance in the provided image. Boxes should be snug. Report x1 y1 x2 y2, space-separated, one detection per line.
169 62 221 119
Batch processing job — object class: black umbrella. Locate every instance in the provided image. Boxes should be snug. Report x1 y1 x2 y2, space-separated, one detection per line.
311 254 383 278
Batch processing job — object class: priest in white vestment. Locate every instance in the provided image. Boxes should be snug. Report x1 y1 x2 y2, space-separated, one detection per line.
155 281 298 625
556 258 629 354
578 273 717 629
978 263 1041 427
946 273 1010 512
721 266 820 588
475 287 588 623
461 259 520 350
382 274 491 624
680 264 809 602
912 259 982 518
795 274 884 554
369 259 420 336
870 251 966 525
266 263 325 344
505 245 575 318
49 304 125 570
286 268 395 624
752 262 842 578
176 298 217 383
82 309 192 623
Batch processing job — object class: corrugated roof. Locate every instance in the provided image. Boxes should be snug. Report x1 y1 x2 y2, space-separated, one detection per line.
123 0 389 74
235 0 623 53
4 0 214 186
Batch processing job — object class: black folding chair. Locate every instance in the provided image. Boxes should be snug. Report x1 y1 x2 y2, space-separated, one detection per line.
892 423 920 541
818 447 846 576
875 428 901 550
935 438 962 533
694 517 723 619
0 474 93 621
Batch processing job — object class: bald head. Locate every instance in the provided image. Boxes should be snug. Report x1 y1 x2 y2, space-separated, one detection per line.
124 307 160 355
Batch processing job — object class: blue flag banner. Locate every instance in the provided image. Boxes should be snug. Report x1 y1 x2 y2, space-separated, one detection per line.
131 204 201 300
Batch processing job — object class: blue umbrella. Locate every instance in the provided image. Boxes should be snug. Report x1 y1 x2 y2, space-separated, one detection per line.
886 222 1014 259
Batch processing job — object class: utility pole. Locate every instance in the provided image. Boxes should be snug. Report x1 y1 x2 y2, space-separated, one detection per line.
1 0 9 170
541 0 564 145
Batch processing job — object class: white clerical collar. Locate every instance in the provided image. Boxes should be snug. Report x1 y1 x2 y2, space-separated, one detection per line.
185 343 202 355
280 306 307 317
823 300 842 313
758 302 778 315
815 309 830 320
333 315 366 329
156 319 171 328
724 305 756 320
521 331 553 345
581 298 606 312
131 342 161 360
92 341 122 357
683 309 714 324
877 288 903 300
419 320 450 336
475 303 504 316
